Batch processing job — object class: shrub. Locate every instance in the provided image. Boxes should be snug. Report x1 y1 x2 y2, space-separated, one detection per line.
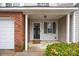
46 42 79 56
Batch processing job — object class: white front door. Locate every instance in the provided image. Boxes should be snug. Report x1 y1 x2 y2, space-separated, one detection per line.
0 19 14 49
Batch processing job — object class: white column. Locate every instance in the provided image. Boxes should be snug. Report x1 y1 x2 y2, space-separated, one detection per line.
25 14 28 51
72 12 75 43
66 13 70 43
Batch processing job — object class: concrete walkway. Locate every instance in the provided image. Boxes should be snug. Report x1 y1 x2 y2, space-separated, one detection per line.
0 45 45 56
0 44 45 56
0 49 45 56
0 40 59 56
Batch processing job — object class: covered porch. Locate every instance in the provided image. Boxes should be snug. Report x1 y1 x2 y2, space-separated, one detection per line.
27 14 71 51
24 7 77 50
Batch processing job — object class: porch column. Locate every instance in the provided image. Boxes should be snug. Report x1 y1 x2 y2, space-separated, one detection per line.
66 13 70 43
72 12 76 43
25 14 28 51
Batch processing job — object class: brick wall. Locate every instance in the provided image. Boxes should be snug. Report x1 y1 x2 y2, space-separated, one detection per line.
0 12 25 52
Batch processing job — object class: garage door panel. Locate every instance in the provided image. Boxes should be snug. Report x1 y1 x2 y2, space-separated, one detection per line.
0 45 14 49
0 46 14 49
0 33 14 38
0 30 14 34
0 42 14 44
0 19 14 49
0 27 14 29
0 20 14 23
0 26 14 28
0 42 14 45
0 24 13 28
0 32 14 35
0 38 14 41
0 37 13 39
0 39 14 42
0 25 14 28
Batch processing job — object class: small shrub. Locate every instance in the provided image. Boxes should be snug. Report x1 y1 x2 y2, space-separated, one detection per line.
46 42 79 56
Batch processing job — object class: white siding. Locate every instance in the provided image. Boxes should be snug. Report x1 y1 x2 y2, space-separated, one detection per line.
75 10 79 42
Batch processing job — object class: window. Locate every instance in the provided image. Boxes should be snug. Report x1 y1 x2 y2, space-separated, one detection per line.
37 3 49 6
13 3 20 7
44 22 56 34
0 3 2 7
47 22 53 33
53 22 56 34
44 22 47 33
6 3 12 7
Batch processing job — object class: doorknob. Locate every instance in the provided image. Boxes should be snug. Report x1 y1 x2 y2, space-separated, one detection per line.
55 37 56 39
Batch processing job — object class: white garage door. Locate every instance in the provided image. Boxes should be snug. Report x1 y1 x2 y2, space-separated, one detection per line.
0 18 14 49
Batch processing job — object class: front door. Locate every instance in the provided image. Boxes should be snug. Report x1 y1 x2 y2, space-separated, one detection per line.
32 23 40 44
33 23 40 39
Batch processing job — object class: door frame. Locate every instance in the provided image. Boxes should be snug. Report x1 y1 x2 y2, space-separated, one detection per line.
32 22 41 40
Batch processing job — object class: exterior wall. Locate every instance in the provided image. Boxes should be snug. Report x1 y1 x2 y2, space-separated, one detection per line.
58 15 67 42
29 19 58 40
0 12 25 51
75 10 79 42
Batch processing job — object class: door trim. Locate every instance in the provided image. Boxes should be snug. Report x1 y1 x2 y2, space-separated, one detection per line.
32 22 40 40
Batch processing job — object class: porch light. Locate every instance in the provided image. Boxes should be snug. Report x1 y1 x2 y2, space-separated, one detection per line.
44 15 47 19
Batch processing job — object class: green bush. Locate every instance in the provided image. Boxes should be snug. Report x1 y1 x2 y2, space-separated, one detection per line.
46 42 79 56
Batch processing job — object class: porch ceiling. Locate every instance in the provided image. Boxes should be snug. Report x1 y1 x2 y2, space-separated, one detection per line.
29 14 65 19
23 7 78 14
24 9 77 15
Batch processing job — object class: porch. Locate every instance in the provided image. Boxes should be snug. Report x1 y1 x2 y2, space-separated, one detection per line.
28 40 59 50
26 13 74 51
24 7 77 51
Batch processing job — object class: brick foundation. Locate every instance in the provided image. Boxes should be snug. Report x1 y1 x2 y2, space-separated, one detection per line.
0 12 25 52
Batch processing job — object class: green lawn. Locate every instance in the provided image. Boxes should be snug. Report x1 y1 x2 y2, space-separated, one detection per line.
46 42 79 56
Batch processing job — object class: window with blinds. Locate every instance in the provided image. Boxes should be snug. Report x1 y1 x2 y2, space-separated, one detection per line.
44 22 56 34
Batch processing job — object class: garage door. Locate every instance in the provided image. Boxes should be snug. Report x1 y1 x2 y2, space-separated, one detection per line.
0 18 14 49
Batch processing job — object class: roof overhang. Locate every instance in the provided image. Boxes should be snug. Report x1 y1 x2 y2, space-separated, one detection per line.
0 7 78 14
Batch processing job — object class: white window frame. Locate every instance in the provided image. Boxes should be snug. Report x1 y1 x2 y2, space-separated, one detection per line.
44 21 57 34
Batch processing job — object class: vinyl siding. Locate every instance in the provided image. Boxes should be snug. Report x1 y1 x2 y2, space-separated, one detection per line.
58 15 67 42
75 10 79 42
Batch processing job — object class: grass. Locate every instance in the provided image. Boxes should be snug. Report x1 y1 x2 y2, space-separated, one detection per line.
45 42 79 56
